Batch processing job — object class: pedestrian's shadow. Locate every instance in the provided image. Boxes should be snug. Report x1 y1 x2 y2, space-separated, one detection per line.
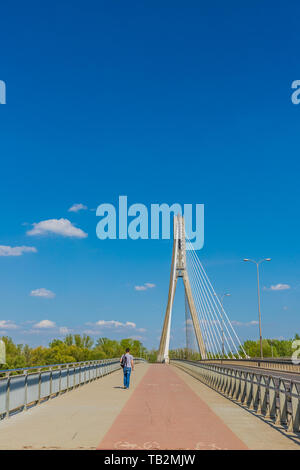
113 386 124 389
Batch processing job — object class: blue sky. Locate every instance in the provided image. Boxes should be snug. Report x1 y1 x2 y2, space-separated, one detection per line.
0 0 299 349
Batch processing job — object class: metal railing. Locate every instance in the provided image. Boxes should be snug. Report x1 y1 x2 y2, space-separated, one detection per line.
0 358 143 419
181 357 300 373
171 359 300 434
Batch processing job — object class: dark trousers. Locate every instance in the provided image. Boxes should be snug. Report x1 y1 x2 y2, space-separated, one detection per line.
123 366 132 388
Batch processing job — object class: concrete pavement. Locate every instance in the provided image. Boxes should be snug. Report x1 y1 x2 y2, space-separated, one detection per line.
172 365 300 450
0 363 149 449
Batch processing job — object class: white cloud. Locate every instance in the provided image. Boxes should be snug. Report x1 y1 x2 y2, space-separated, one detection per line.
33 319 56 329
59 326 70 334
30 288 56 299
94 320 137 329
232 320 259 327
83 329 99 335
269 284 291 291
199 319 219 326
96 320 122 327
264 283 291 291
0 320 18 329
68 203 88 213
27 218 88 238
21 329 44 335
134 282 156 291
0 245 37 256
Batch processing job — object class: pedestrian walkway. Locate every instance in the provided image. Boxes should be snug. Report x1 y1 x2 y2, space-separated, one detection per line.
0 363 149 449
0 363 299 450
98 364 247 450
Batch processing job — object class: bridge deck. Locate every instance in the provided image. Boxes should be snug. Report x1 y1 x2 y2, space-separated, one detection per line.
98 364 246 450
0 363 298 450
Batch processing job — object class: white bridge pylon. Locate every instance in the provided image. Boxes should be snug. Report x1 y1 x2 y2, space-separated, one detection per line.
158 215 206 362
157 215 246 363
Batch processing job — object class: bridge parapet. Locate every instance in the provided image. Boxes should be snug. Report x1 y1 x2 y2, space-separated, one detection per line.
0 358 145 420
171 359 300 436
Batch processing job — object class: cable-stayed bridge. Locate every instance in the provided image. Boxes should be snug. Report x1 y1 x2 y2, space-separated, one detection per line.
0 217 299 450
158 214 246 362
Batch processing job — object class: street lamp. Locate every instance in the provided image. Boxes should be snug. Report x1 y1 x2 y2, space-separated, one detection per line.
243 258 271 359
214 292 231 358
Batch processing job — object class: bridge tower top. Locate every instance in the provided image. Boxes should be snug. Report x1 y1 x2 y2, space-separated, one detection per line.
157 215 206 363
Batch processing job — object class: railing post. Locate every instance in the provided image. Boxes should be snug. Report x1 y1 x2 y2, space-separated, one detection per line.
59 366 62 395
246 373 253 407
227 370 233 396
258 376 267 416
5 372 10 418
230 370 237 398
214 368 219 388
234 371 242 401
67 364 70 391
217 368 223 391
240 372 247 404
211 368 215 387
49 367 53 397
216 367 222 390
277 379 287 425
24 370 28 411
223 369 229 395
208 368 212 386
289 382 300 433
250 374 259 411
38 368 42 404
224 369 229 393
267 377 277 421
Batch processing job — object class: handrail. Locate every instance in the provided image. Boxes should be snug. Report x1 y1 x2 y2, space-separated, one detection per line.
0 356 145 375
0 358 117 375
199 357 297 364
190 357 300 374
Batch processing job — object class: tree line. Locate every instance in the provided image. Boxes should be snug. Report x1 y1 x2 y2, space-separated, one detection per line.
0 335 149 370
169 334 300 360
1 333 299 370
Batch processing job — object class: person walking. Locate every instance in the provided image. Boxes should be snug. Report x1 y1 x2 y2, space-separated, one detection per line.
120 347 134 389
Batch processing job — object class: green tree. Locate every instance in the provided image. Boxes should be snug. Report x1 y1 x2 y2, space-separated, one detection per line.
1 337 28 369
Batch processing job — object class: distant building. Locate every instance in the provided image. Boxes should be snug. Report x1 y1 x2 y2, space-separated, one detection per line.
0 340 6 365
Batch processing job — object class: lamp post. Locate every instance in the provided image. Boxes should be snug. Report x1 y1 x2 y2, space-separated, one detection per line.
243 258 271 359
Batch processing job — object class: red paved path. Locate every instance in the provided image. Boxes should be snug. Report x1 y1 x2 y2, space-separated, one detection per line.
98 364 247 450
